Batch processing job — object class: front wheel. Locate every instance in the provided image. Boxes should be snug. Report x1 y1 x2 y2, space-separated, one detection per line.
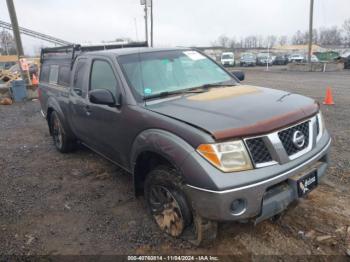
144 166 218 246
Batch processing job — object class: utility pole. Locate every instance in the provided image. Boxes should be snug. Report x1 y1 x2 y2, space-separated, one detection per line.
144 2 148 46
150 0 153 47
6 0 24 57
6 0 28 83
266 41 270 71
308 0 314 65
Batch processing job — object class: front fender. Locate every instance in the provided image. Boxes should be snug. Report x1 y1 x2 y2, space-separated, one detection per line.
130 129 195 179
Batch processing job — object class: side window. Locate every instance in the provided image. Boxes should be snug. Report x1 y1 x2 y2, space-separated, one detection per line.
73 59 88 96
58 65 71 87
90 60 118 97
40 65 50 83
49 65 59 84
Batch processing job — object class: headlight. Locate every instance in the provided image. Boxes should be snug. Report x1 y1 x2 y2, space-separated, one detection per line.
197 140 253 172
317 111 325 140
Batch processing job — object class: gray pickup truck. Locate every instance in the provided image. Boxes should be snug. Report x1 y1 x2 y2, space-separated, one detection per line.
39 43 331 245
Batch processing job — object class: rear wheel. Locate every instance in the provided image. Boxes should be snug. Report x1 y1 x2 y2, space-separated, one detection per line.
144 166 218 246
50 111 75 153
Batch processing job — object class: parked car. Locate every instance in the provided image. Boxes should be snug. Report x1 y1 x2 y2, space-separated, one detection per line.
240 53 256 67
221 52 235 67
289 54 305 63
311 55 319 63
273 55 289 65
344 55 350 69
39 44 331 246
256 53 273 66
271 55 277 63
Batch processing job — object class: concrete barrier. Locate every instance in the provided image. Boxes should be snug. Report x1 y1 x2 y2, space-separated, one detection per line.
287 62 344 72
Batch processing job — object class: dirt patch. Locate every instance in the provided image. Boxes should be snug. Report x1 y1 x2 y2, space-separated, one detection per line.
0 69 349 255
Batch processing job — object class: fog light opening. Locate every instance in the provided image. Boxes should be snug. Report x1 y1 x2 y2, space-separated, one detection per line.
231 199 247 216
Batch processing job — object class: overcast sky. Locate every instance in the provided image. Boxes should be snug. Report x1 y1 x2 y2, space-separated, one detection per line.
0 0 349 54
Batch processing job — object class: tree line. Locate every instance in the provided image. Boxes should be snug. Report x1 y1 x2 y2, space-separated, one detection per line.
0 30 17 55
1 18 350 56
212 18 350 49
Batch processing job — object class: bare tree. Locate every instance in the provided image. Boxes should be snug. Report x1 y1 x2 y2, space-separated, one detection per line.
266 35 277 47
302 29 319 45
217 35 230 48
319 26 342 46
278 35 288 46
257 35 264 48
0 30 17 55
343 18 350 47
292 30 306 45
228 37 237 49
244 36 257 48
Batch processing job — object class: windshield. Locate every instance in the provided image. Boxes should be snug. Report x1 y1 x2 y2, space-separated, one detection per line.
118 50 233 98
258 54 270 58
222 54 233 59
242 54 254 59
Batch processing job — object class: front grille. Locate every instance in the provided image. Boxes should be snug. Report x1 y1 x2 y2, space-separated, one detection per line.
246 138 273 164
278 121 310 156
316 117 320 135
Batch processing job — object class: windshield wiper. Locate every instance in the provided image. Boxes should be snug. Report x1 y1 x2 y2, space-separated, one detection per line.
194 83 237 90
144 89 207 100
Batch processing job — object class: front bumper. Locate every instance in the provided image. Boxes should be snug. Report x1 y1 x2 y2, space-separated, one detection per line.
183 136 331 222
222 61 234 66
241 61 255 65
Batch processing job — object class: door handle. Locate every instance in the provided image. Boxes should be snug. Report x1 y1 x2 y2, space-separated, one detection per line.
84 105 91 116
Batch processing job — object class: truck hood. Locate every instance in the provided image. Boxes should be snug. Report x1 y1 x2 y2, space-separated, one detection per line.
146 85 319 140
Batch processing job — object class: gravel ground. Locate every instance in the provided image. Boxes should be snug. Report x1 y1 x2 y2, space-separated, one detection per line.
0 69 349 256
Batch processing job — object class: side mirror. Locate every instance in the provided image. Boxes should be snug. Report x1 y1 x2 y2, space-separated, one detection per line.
231 71 245 81
89 89 117 107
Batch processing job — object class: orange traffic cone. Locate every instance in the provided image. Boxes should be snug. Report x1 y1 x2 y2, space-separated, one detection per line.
323 87 334 105
32 74 39 86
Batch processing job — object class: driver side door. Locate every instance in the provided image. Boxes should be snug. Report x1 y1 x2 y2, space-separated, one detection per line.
83 58 125 164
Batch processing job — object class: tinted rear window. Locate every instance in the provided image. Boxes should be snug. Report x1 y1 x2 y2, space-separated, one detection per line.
40 65 50 83
58 66 71 87
49 65 59 84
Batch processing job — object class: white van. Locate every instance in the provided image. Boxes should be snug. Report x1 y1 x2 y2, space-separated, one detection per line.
221 52 235 67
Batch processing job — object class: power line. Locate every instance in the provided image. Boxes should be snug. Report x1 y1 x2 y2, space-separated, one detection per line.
0 20 71 46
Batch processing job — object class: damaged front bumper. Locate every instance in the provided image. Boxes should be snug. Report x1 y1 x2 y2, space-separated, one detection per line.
184 137 331 223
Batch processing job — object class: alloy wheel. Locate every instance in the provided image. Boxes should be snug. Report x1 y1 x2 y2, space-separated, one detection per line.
148 185 185 237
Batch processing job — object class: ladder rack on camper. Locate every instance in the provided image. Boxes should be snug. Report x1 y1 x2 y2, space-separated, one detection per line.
40 41 148 69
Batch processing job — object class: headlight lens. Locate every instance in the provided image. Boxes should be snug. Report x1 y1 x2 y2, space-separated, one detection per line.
317 111 325 139
197 140 253 172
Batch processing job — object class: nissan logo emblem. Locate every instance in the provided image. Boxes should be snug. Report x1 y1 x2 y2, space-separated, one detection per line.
292 130 305 148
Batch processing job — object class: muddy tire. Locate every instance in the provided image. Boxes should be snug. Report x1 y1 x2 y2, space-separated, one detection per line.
144 166 218 246
50 111 75 153
144 166 192 238
188 212 218 247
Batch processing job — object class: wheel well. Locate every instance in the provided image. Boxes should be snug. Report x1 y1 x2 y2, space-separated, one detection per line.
134 151 175 196
47 107 54 134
